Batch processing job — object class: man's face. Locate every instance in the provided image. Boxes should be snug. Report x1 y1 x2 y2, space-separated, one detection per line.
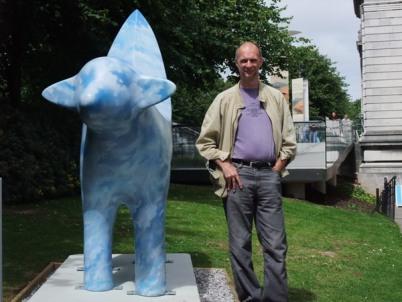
235 44 263 82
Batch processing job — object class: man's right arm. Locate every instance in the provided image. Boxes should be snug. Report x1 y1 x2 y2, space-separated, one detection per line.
196 98 242 191
195 97 229 162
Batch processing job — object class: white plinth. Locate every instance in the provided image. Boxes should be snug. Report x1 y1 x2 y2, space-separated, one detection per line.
28 254 200 302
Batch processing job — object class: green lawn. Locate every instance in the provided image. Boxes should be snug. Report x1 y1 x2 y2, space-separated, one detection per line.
4 184 402 301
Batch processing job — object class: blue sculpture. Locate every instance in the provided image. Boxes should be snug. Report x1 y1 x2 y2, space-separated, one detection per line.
42 10 175 296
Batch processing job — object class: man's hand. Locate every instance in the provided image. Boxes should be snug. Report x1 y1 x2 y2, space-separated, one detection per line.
272 158 287 173
215 159 243 191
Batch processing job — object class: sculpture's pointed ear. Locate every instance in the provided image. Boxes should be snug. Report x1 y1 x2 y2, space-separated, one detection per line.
134 76 176 109
42 76 78 109
108 10 163 75
108 9 172 121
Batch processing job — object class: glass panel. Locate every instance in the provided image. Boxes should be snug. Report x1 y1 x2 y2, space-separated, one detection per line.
172 126 205 168
289 121 326 169
326 118 354 164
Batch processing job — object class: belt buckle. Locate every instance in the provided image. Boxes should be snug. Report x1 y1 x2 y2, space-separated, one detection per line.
251 161 271 168
250 161 260 168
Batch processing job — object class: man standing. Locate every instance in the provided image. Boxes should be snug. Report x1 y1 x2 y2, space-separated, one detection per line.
196 42 296 302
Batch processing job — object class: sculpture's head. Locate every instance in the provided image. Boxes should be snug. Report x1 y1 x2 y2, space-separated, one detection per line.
42 56 175 132
42 9 175 132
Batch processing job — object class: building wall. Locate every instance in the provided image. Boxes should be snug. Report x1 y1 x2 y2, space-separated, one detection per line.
361 0 402 133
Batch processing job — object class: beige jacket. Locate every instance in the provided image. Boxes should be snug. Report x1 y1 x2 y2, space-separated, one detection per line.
196 82 297 198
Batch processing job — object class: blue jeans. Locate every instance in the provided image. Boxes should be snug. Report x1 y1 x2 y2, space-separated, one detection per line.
224 163 288 302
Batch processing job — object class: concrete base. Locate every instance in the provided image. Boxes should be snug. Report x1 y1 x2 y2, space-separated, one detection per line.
28 254 200 302
284 183 306 199
357 163 402 195
357 163 402 231
311 181 327 194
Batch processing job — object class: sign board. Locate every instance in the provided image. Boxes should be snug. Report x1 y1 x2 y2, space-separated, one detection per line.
291 78 309 122
396 184 402 207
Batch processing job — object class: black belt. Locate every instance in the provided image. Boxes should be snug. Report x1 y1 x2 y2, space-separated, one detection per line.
232 158 274 168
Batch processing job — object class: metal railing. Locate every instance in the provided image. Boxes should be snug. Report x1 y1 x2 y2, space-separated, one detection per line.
376 176 396 219
172 119 357 170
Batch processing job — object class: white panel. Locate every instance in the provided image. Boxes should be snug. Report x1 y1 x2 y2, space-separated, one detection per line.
363 64 402 73
365 103 402 111
364 150 402 161
364 71 402 80
364 17 402 27
363 32 402 42
365 125 402 131
365 11 402 21
364 56 402 65
364 95 402 103
364 48 402 57
364 118 402 126
363 103 402 112
365 6 402 16
363 25 402 35
364 0 402 3
365 110 402 119
364 40 402 49
364 79 402 88
365 87 402 95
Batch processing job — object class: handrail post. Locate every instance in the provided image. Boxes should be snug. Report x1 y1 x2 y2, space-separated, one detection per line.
391 177 396 220
382 177 387 215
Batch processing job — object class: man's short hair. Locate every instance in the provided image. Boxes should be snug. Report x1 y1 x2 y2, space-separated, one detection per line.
235 41 263 61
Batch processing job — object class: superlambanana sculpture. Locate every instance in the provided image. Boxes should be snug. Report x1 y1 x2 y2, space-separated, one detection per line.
42 10 175 296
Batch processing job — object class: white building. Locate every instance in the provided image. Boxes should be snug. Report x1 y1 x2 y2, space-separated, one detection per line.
354 0 402 228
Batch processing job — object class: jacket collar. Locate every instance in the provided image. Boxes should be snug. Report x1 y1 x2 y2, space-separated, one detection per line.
234 81 269 109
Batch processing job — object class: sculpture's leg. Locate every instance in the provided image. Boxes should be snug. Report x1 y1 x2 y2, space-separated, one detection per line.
132 196 167 296
83 205 118 291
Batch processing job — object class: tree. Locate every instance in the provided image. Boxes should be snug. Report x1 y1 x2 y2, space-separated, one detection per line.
146 0 293 87
1 0 296 202
144 0 293 123
346 99 361 121
1 0 293 120
287 44 350 119
1 0 120 104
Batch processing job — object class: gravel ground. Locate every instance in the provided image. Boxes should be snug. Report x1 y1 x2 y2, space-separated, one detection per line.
194 268 236 302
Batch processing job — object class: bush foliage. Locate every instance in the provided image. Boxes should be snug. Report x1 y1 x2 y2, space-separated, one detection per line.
0 102 81 203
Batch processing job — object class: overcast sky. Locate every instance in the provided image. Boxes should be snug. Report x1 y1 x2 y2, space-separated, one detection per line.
279 0 362 101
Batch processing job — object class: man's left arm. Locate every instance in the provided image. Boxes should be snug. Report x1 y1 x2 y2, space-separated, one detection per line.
273 158 288 172
273 95 297 172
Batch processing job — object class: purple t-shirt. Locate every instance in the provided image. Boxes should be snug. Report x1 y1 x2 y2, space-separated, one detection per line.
232 88 276 162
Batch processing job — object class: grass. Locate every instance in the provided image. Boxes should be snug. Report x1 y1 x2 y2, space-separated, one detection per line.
3 184 402 301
